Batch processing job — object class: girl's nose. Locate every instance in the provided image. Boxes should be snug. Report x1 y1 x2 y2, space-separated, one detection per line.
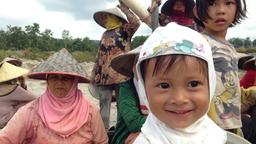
169 89 188 105
216 4 226 15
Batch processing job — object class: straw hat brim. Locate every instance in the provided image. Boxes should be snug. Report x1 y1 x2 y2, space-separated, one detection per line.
2 57 22 66
243 57 256 70
111 46 141 77
0 62 29 83
28 72 90 83
93 8 127 28
0 84 18 97
28 48 90 83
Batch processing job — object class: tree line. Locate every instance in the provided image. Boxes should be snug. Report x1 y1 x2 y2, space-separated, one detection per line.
0 23 99 52
0 23 255 53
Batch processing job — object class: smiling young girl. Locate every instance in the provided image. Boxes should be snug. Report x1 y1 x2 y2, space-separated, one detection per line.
132 22 227 143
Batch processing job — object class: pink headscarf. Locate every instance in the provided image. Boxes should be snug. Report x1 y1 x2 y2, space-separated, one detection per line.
38 78 90 137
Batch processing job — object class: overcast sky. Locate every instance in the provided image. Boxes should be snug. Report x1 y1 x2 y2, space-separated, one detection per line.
0 0 255 40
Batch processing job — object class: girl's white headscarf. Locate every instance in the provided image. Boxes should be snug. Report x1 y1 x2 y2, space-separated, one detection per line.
134 23 227 143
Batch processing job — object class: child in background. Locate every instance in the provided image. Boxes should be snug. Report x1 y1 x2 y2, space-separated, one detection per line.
194 0 256 136
133 22 229 143
159 0 195 28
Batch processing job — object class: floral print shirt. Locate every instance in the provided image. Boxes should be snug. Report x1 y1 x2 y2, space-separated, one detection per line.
93 8 140 85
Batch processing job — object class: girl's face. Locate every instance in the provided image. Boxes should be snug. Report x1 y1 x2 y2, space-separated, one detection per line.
173 1 185 12
144 56 209 128
204 0 237 36
47 74 75 98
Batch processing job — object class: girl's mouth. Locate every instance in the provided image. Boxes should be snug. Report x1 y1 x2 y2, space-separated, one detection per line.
215 19 226 25
166 109 193 115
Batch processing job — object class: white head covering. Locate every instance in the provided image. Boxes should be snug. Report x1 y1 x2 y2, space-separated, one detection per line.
135 23 227 143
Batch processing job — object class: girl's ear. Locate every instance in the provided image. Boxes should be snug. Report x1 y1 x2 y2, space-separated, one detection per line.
193 6 199 19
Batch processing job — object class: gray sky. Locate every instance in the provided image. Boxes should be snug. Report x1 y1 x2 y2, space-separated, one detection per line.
0 0 255 40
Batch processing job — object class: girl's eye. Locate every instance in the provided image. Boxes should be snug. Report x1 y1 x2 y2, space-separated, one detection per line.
209 1 215 6
159 83 170 89
226 1 236 5
188 81 201 88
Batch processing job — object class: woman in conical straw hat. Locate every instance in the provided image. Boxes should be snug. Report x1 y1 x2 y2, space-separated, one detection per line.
91 0 140 130
2 57 28 90
0 48 108 143
0 62 36 129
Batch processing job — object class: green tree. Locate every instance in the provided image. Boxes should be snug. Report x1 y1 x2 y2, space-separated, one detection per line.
38 29 54 51
62 29 72 48
82 37 98 52
244 37 252 48
0 30 7 49
229 38 243 48
25 23 40 48
253 39 256 47
6 25 28 50
71 38 83 51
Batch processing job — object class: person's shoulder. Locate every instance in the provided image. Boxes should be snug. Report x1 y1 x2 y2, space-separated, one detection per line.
88 102 100 114
21 99 38 111
133 133 149 144
226 131 251 144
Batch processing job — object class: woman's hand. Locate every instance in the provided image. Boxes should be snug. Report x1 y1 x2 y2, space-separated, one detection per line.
117 0 129 11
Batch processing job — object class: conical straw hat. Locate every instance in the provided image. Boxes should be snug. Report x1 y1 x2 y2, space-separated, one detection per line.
111 45 141 77
28 48 90 83
93 7 128 28
2 57 22 66
0 62 29 83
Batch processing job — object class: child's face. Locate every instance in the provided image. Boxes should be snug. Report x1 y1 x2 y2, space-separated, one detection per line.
173 1 185 12
204 0 237 34
144 56 209 128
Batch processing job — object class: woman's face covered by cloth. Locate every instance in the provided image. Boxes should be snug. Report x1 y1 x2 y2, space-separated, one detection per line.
47 74 75 98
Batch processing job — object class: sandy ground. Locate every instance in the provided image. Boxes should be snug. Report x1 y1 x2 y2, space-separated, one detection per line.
26 75 117 128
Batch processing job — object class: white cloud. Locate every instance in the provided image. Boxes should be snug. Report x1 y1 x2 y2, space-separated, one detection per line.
0 0 255 40
0 0 43 20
